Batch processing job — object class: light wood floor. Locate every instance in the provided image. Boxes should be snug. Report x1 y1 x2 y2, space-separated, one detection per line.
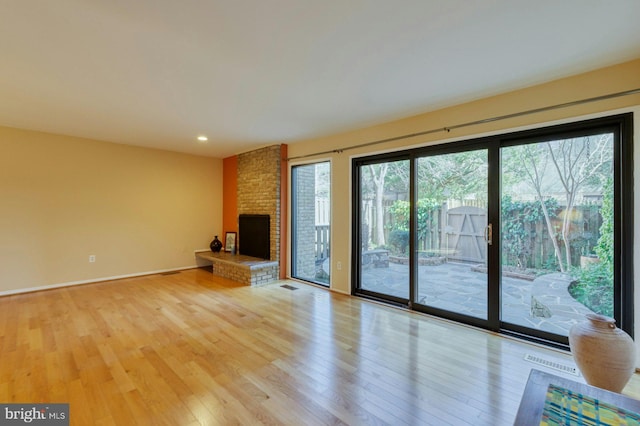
0 268 638 425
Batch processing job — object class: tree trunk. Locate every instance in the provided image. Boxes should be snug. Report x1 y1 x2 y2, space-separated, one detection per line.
561 193 577 269
368 164 388 247
539 196 565 272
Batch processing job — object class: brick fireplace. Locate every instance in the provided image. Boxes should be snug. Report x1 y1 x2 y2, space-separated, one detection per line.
223 144 287 280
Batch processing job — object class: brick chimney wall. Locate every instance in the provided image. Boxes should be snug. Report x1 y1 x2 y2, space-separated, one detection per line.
237 145 282 274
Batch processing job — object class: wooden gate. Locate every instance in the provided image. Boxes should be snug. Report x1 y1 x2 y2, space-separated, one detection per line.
443 206 487 263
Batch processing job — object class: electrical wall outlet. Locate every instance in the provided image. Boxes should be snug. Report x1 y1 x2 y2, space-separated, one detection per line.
89 255 96 263
337 261 342 270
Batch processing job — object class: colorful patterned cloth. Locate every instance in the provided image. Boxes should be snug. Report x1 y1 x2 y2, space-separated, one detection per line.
541 384 640 425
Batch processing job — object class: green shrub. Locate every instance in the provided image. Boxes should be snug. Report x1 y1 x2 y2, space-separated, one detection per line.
569 261 613 317
595 177 614 267
501 195 559 269
388 198 440 239
389 230 409 254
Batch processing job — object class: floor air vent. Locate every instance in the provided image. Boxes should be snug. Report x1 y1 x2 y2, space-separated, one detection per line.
524 353 580 376
159 271 180 276
281 285 299 290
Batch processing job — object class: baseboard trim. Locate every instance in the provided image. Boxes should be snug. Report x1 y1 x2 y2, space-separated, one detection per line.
0 265 198 297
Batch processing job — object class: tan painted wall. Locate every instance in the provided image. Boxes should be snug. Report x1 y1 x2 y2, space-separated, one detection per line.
0 126 222 293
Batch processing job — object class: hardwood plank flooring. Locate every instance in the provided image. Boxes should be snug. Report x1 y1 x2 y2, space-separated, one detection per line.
0 267 638 425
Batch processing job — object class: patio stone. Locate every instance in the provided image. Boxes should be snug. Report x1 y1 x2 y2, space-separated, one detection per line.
359 261 595 336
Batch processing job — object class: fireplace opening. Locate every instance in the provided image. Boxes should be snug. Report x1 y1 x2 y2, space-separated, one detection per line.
239 214 270 259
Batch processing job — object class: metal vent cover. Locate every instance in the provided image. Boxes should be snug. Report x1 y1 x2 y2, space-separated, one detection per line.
524 353 580 376
280 284 299 290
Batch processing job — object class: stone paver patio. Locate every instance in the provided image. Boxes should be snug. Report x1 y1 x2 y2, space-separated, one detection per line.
359 261 595 336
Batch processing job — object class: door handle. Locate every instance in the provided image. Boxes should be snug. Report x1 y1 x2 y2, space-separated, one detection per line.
484 223 493 245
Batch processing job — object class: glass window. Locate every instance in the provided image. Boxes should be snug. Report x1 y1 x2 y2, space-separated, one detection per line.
291 162 331 286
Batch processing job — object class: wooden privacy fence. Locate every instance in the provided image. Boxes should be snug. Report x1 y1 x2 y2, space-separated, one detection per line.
315 224 330 260
365 200 603 268
443 206 487 263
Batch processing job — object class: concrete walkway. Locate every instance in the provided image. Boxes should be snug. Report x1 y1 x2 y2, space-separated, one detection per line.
360 261 594 336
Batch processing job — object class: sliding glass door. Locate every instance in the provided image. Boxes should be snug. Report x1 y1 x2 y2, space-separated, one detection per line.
352 114 633 346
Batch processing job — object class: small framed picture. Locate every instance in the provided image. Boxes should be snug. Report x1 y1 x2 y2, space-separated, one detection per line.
224 232 237 253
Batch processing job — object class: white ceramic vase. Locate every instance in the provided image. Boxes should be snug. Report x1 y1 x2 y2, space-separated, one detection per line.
568 313 636 392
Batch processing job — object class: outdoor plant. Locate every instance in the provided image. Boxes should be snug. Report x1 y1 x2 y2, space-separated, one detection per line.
388 230 409 254
501 195 559 269
569 177 614 316
570 262 613 317
594 177 614 266
387 198 440 254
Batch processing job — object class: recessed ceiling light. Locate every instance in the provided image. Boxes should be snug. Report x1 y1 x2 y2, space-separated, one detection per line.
197 135 208 142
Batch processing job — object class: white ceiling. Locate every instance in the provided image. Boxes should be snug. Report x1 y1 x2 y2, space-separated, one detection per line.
1 1 639 158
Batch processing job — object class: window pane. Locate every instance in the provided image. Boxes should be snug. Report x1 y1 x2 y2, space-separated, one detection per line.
359 160 410 299
292 162 331 285
501 134 614 336
416 150 488 319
